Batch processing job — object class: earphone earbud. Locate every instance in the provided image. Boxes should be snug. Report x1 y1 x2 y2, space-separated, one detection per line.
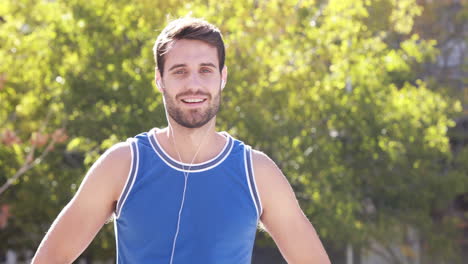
157 80 163 88
221 80 226 89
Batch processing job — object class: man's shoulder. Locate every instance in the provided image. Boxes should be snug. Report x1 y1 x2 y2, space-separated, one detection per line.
229 134 278 171
101 141 132 163
89 141 133 180
248 149 284 191
250 149 277 170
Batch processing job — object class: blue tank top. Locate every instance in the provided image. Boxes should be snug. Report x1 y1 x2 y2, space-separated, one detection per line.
113 128 263 264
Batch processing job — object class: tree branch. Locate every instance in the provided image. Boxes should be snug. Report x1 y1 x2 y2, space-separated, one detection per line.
0 107 64 196
0 136 56 196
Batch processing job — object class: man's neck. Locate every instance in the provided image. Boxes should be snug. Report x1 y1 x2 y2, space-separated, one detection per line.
156 119 226 164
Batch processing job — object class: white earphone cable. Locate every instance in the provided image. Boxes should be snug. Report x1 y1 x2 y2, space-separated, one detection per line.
160 79 220 264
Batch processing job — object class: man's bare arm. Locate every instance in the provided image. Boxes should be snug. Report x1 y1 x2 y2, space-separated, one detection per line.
253 150 331 264
32 142 131 264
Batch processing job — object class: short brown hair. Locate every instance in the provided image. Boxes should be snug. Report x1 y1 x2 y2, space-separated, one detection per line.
153 17 225 76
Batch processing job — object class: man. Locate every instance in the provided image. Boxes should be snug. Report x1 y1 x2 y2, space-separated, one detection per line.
32 17 331 264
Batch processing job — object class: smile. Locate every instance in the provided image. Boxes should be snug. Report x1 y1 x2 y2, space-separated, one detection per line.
181 98 206 103
180 97 208 106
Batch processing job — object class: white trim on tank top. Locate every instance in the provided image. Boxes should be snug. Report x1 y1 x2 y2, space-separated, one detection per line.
114 138 140 264
148 127 234 173
248 147 263 217
243 146 264 220
115 138 140 219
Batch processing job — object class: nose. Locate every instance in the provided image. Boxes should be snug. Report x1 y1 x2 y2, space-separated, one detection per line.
185 72 204 92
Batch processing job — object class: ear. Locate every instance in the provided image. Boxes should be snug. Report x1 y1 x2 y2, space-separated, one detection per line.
155 67 163 92
221 65 228 90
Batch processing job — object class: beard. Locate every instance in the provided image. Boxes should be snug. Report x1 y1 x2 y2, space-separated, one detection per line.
163 89 221 129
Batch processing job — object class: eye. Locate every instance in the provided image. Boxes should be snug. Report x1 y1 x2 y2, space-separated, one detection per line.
173 69 187 75
200 67 213 73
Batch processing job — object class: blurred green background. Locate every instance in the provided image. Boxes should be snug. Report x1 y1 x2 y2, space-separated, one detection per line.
0 0 467 263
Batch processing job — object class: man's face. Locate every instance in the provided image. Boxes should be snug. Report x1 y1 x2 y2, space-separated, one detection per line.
156 39 226 128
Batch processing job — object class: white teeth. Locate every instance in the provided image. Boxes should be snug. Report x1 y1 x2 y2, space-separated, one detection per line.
183 98 204 103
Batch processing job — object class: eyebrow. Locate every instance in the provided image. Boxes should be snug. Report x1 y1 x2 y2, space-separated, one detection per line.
168 63 217 72
200 63 217 69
